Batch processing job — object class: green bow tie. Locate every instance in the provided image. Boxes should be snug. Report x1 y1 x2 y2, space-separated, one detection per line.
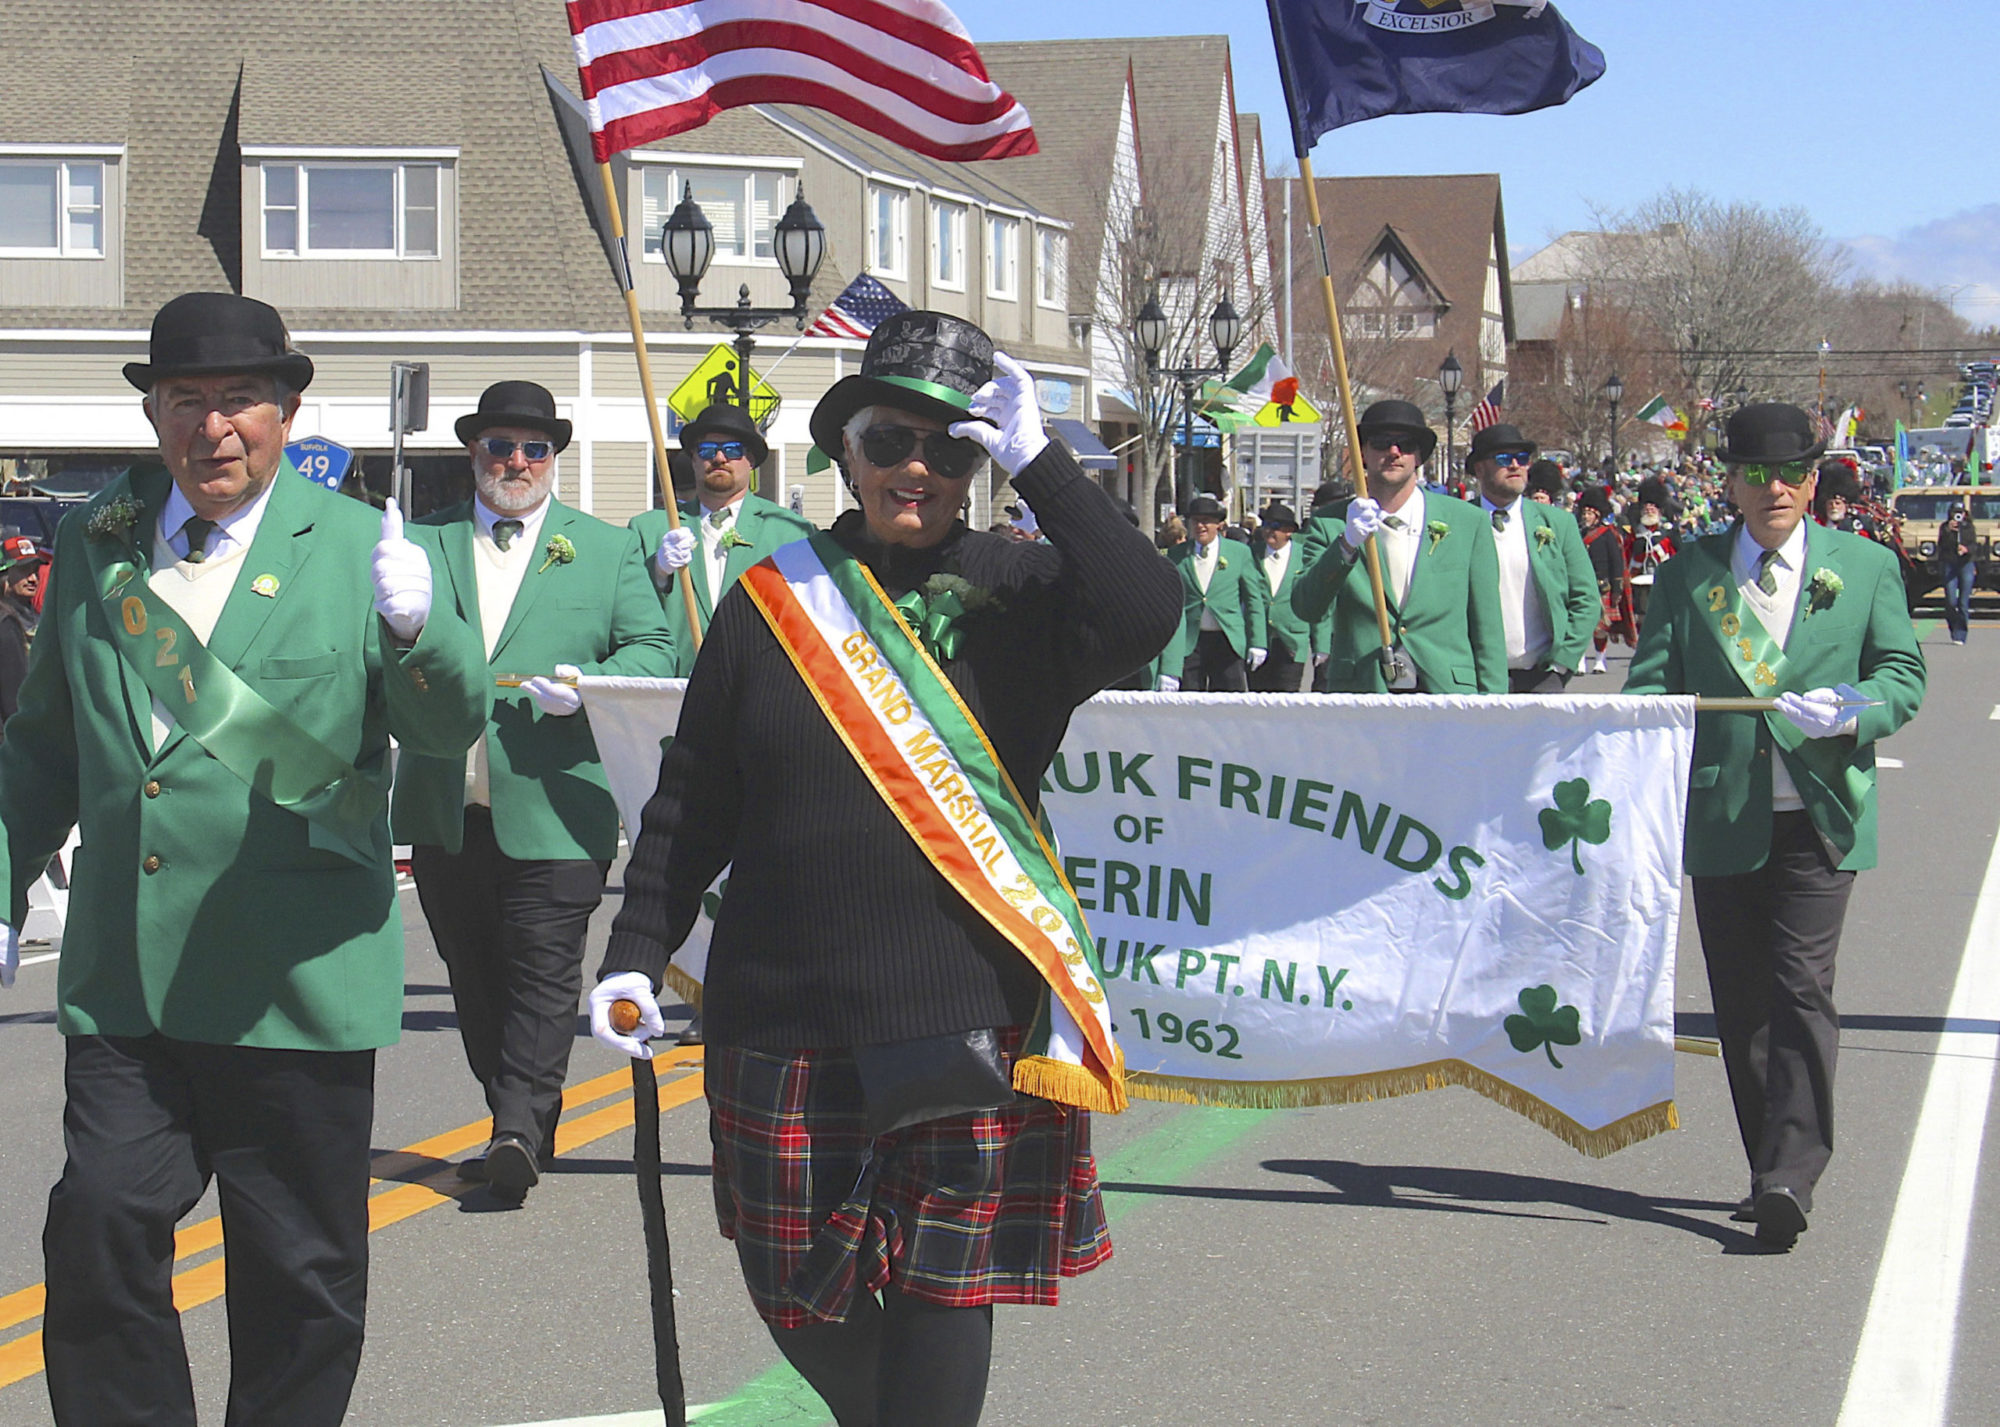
893 586 969 663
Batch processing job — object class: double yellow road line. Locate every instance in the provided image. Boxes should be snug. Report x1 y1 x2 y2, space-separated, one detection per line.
0 1046 707 1391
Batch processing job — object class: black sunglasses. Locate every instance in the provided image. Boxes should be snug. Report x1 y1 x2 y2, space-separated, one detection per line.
858 424 985 480
482 437 553 462
1363 434 1423 454
695 440 747 462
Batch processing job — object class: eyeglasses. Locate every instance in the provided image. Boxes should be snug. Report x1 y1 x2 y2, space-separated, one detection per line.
482 437 553 462
695 441 747 463
1735 460 1814 487
1363 435 1421 454
1491 451 1535 467
858 424 985 481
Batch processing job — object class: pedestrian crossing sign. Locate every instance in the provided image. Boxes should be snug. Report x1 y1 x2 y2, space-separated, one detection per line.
667 343 781 428
1253 392 1321 427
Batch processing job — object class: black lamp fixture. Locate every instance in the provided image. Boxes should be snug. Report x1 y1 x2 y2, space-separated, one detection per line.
1137 286 1242 515
1438 351 1464 479
1603 371 1625 473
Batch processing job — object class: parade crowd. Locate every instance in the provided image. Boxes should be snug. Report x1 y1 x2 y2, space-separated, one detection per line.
0 294 1926 1427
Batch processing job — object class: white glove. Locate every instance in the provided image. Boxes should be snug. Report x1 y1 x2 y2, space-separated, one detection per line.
1246 648 1268 671
523 663 583 717
1313 652 1330 668
589 971 666 1059
1 925 16 989
1340 498 1385 552
1156 674 1181 693
371 499 433 641
656 526 696 576
949 351 1049 476
1775 683 1862 740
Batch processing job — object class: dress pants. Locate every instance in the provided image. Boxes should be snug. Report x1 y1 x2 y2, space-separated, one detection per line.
1250 645 1305 694
1691 811 1854 1208
412 806 609 1150
43 1034 374 1427
1182 629 1248 692
1507 665 1570 694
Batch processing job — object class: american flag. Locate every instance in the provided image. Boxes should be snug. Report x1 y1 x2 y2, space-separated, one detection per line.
566 0 1037 163
806 273 908 340
1467 380 1504 432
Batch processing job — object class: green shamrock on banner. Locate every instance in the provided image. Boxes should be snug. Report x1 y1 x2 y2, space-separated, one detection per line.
701 876 730 922
1505 985 1583 1069
1540 777 1612 874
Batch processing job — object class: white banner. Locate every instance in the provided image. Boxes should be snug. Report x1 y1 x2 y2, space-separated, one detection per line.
579 681 1695 1155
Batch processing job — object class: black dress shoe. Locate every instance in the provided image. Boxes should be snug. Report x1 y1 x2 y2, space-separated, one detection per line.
456 1156 487 1183
1754 1188 1809 1248
484 1133 541 1203
677 1013 704 1047
1729 1195 1756 1223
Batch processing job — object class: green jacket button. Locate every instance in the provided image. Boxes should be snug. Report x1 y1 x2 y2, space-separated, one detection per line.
142 854 162 874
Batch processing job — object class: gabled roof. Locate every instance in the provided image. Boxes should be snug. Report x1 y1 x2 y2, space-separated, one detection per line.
1126 36 1235 271
1298 173 1512 336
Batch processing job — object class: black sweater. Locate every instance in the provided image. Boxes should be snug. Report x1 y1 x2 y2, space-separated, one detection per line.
600 445 1183 1049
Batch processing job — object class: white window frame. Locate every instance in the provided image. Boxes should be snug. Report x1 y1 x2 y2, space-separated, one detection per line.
0 151 114 259
985 213 1019 301
1036 227 1067 309
254 154 447 261
637 160 798 268
931 199 966 291
868 183 909 279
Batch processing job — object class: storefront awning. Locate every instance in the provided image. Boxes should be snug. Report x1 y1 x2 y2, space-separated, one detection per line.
1049 418 1117 470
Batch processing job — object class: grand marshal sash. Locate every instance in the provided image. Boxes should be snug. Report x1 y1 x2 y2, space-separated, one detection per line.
86 533 382 864
738 534 1125 1113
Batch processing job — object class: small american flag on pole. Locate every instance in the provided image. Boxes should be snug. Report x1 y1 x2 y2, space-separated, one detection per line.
1467 380 1504 432
566 0 1037 162
807 273 908 340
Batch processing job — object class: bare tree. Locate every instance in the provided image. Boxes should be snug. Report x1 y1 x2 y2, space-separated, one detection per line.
1510 287 1669 466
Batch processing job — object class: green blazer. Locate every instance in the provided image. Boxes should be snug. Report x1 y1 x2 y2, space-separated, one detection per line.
1625 523 1924 875
0 464 487 1052
1165 538 1269 664
1292 492 1506 693
392 500 676 861
1508 500 1602 673
631 493 813 676
1258 541 1328 663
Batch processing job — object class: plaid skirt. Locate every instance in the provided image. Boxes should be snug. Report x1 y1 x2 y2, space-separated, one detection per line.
708 1027 1113 1327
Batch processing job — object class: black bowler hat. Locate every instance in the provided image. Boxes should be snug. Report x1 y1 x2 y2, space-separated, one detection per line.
811 310 994 459
1716 402 1825 466
1525 459 1565 500
455 380 573 452
1355 399 1437 462
1184 493 1227 522
1260 502 1300 530
1466 422 1537 466
123 292 315 394
680 400 768 466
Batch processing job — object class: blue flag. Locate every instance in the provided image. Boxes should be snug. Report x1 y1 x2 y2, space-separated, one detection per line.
1268 0 1606 147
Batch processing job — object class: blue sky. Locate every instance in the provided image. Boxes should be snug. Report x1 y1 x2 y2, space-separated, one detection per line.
952 0 2000 325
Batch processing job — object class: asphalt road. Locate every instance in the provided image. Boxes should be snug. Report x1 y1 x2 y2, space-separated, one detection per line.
3 608 1998 1426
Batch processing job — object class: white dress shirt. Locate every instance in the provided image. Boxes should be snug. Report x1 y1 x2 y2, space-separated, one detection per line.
465 494 552 806
157 474 274 566
1192 537 1222 630
699 494 748 605
1731 519 1809 812
1263 539 1292 598
1481 495 1555 669
1373 491 1424 690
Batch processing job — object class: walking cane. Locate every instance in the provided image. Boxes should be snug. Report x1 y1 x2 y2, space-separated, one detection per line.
610 999 688 1427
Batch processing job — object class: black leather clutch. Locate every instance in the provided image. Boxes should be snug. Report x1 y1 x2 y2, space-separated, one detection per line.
852 1029 1018 1136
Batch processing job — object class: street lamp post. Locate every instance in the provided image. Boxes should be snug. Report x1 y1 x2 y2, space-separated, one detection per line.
1603 371 1625 476
660 181 827 428
1438 351 1463 488
1137 288 1242 516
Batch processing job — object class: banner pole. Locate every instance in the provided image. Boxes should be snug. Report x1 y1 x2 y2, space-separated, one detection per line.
597 160 704 658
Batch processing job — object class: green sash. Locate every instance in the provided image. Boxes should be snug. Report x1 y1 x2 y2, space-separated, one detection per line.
89 536 382 864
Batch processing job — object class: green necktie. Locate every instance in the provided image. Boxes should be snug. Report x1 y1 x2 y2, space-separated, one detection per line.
492 519 523 551
180 516 216 564
1382 514 1405 530
1755 549 1779 596
1491 508 1509 532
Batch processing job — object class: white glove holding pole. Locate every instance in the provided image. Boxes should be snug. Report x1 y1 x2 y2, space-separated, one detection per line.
656 526 696 577
523 663 584 718
949 351 1050 476
1340 498 1386 552
1 925 17 989
371 499 433 641
1246 648 1268 671
1775 683 1862 740
590 971 666 1059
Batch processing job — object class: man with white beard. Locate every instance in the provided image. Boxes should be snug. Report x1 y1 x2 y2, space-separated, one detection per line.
392 381 674 1203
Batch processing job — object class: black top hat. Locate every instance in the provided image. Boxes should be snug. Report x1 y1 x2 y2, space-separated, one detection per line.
1716 402 1825 466
1260 502 1300 530
1574 485 1612 517
455 380 573 452
1184 494 1227 522
1466 423 1537 465
680 401 768 466
1355 399 1437 462
811 311 994 459
123 292 315 394
1525 459 1565 499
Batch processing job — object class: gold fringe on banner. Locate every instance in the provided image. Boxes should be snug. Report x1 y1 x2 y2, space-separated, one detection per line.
661 964 704 1010
1126 1059 1679 1158
1013 1054 1129 1116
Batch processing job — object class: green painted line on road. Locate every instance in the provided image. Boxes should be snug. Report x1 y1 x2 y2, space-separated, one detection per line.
689 1106 1277 1427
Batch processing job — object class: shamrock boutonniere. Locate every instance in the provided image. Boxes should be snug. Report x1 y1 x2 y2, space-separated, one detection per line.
893 573 1003 662
1426 519 1450 551
719 528 753 550
86 494 142 544
1805 567 1843 616
1534 525 1555 550
538 533 576 574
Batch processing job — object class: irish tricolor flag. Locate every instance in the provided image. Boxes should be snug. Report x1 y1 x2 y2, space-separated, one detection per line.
1636 396 1687 438
1214 343 1298 414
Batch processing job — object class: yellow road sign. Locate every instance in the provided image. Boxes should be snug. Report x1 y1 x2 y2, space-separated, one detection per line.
667 342 781 427
1253 392 1320 426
